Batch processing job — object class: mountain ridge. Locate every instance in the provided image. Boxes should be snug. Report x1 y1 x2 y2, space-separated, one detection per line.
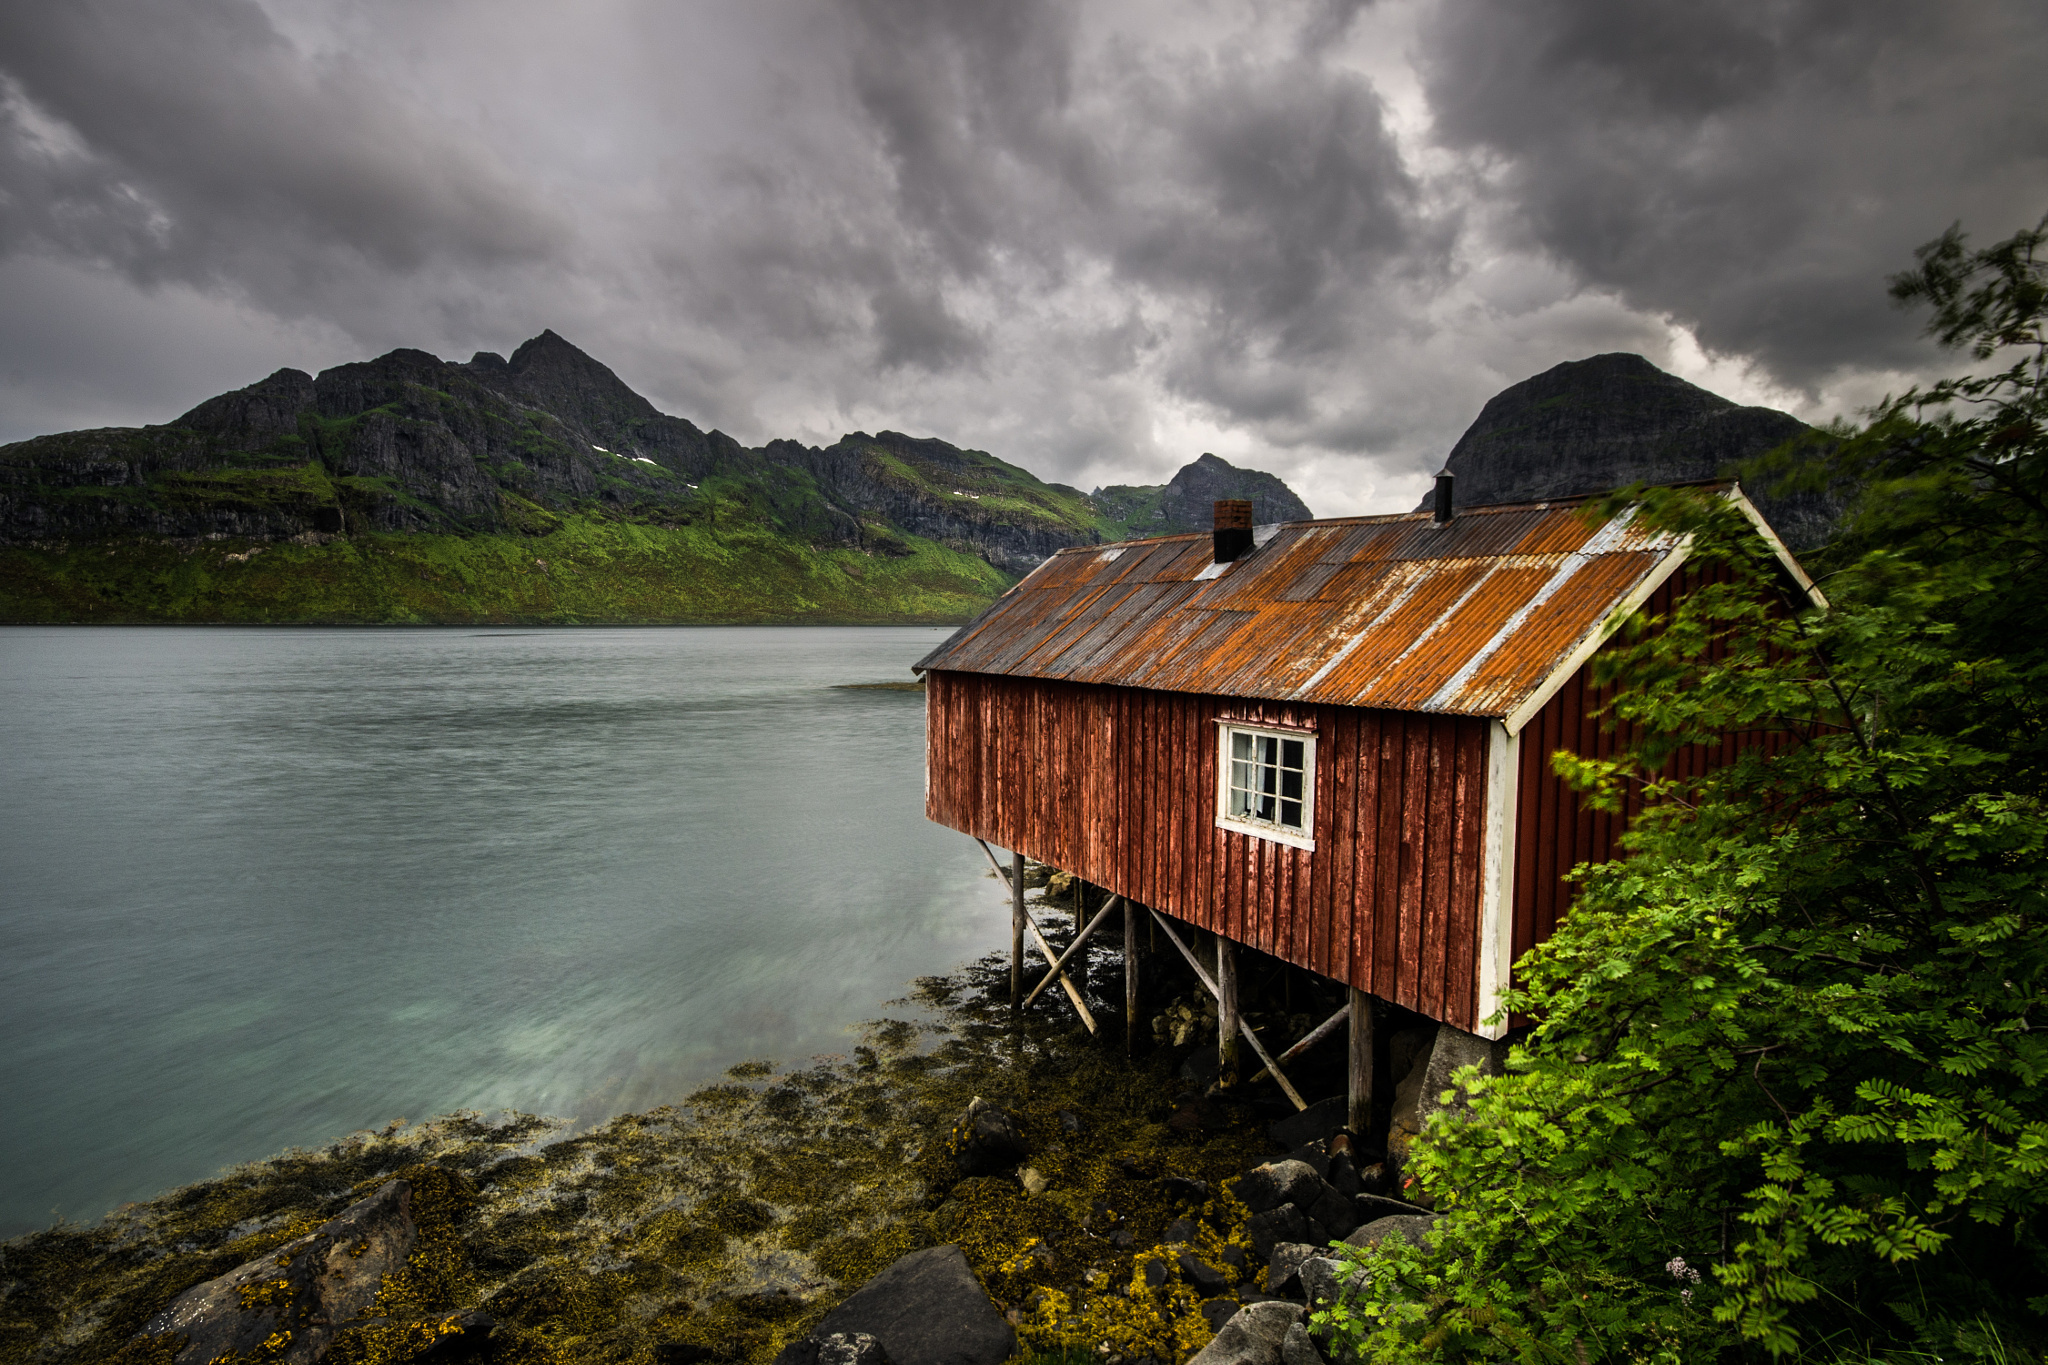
0 332 1312 623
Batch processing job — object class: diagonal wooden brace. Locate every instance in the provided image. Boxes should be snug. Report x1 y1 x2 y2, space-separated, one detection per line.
974 839 1097 1033
1248 1002 1350 1085
1022 895 1122 1009
1148 908 1308 1111
1021 906 1097 1033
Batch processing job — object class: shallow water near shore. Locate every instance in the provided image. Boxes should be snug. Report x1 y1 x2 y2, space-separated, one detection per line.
0 624 1003 1238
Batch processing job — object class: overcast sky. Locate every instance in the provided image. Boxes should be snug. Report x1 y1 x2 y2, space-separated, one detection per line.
2 0 2042 514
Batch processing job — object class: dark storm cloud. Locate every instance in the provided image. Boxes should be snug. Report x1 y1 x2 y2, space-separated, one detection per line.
0 0 2041 512
1418 0 2048 387
835 0 1431 428
0 0 561 302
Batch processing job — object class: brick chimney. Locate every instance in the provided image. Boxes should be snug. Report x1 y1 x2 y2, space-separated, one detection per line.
1432 470 1455 525
1213 499 1254 563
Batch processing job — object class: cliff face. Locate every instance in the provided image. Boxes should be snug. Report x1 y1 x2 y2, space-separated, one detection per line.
1427 353 1840 548
765 430 1102 576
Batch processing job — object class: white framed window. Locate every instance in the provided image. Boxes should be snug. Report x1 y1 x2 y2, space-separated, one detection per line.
1215 722 1317 850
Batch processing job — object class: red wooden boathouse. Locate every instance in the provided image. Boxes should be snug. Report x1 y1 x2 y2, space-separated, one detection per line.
914 480 1820 1120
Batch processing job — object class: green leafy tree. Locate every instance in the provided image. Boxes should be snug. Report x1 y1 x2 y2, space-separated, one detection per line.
1318 217 2048 1364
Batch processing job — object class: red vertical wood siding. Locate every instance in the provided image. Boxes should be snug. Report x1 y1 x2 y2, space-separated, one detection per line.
1510 564 1796 960
925 671 1493 1032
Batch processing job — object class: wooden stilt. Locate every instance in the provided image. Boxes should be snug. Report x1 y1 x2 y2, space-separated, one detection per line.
1216 937 1240 1087
1021 895 1121 1009
1011 851 1025 1012
1124 899 1140 1056
1148 909 1307 1110
1247 1002 1349 1085
1348 986 1374 1137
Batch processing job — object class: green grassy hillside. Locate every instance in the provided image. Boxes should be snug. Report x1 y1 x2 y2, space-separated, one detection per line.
0 513 1009 625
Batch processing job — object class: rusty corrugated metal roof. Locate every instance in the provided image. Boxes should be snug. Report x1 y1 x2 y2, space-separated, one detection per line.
914 490 1733 722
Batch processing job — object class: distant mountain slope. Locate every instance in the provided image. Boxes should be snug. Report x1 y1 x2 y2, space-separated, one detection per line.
1425 353 1839 548
0 332 1312 624
1092 453 1313 537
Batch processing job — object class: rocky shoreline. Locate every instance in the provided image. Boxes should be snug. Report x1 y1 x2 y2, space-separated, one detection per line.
3 877 1483 1365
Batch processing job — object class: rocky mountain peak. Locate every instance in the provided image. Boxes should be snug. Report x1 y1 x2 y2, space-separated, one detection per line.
492 330 662 439
1161 452 1312 527
1431 352 1838 548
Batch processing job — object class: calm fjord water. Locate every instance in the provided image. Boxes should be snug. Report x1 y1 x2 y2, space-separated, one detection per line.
0 626 1001 1238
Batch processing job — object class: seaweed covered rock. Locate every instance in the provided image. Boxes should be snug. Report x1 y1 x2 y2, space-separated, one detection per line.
129 1176 420 1364
774 1245 1011 1365
950 1098 1030 1177
778 1331 891 1365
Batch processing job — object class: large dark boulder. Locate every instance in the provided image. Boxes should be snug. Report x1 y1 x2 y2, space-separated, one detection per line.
131 1176 420 1364
1427 353 1841 549
1388 1023 1512 1166
1343 1213 1443 1251
1246 1205 1310 1261
1233 1159 1321 1215
1265 1242 1323 1298
1267 1096 1346 1151
774 1245 1012 1365
1188 1301 1307 1365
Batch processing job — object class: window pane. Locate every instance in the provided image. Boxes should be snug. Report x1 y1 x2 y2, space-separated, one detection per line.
1221 727 1313 835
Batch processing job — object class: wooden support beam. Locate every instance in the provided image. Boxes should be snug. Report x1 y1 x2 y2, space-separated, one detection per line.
1349 986 1374 1137
1216 937 1240 1088
1021 906 1097 1033
1022 895 1121 1009
1147 909 1308 1111
1124 899 1140 1057
1248 1002 1349 1085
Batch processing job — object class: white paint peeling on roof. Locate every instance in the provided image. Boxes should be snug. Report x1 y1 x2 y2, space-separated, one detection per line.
1289 568 1437 697
1417 507 1665 713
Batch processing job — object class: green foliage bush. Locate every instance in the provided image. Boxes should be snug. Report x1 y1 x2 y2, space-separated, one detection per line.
1320 217 2048 1363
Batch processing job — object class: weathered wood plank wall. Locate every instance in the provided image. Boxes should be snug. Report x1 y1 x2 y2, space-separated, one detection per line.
925 671 1493 1031
928 562 1808 1034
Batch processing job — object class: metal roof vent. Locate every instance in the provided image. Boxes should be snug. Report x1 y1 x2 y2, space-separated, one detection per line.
1432 470 1454 525
1213 499 1255 563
